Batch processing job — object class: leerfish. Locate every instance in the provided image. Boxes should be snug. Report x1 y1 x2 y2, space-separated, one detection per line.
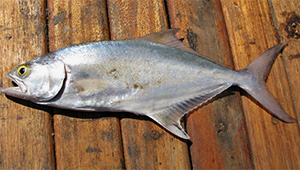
1 29 297 139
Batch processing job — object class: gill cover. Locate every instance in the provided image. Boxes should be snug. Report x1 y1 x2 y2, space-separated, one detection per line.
32 60 66 101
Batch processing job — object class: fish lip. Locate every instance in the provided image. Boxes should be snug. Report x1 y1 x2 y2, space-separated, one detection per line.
1 86 20 94
4 74 27 93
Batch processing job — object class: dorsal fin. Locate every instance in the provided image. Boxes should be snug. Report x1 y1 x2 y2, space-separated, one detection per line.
139 28 201 56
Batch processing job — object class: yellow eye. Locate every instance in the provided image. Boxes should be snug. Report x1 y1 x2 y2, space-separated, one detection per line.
17 65 29 76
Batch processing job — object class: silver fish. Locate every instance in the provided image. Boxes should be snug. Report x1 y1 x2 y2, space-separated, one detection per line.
1 29 296 139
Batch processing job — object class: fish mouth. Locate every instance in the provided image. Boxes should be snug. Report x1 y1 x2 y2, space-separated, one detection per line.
1 74 27 94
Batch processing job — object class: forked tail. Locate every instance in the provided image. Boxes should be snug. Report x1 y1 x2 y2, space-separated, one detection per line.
238 42 297 123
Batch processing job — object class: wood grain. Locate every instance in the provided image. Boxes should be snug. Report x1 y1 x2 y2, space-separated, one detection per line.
107 0 191 169
47 0 124 169
167 0 253 169
221 0 300 169
1 0 299 169
269 0 300 125
0 0 55 169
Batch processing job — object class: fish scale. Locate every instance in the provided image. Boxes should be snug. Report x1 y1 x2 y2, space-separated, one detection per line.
1 28 297 139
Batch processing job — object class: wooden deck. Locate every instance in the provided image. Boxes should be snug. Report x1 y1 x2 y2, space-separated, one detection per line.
1 0 300 169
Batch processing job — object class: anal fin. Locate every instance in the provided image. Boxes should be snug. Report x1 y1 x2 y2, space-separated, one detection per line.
148 109 189 139
147 83 231 140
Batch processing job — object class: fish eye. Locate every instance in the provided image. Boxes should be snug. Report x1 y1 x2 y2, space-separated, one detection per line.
17 65 29 77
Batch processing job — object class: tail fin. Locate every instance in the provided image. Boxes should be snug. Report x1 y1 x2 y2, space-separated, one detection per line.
239 42 297 123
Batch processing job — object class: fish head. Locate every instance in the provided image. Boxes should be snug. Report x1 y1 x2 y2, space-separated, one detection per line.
1 57 66 102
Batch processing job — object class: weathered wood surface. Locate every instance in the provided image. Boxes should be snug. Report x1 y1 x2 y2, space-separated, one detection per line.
0 1 55 169
167 1 253 169
0 0 299 169
47 0 124 169
107 1 191 169
221 0 300 168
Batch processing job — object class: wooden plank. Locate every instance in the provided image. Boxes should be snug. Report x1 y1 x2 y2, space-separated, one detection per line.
167 0 253 169
269 0 300 126
47 0 124 169
266 0 300 167
107 0 191 169
0 0 55 169
221 0 300 169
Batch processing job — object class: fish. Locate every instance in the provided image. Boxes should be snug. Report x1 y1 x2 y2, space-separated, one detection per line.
1 28 297 139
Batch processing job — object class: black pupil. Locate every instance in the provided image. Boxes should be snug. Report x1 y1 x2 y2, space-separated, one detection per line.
19 67 26 74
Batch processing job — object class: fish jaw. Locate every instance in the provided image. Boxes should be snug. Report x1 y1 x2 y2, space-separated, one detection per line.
1 86 37 101
1 74 33 100
2 86 22 98
5 73 28 93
